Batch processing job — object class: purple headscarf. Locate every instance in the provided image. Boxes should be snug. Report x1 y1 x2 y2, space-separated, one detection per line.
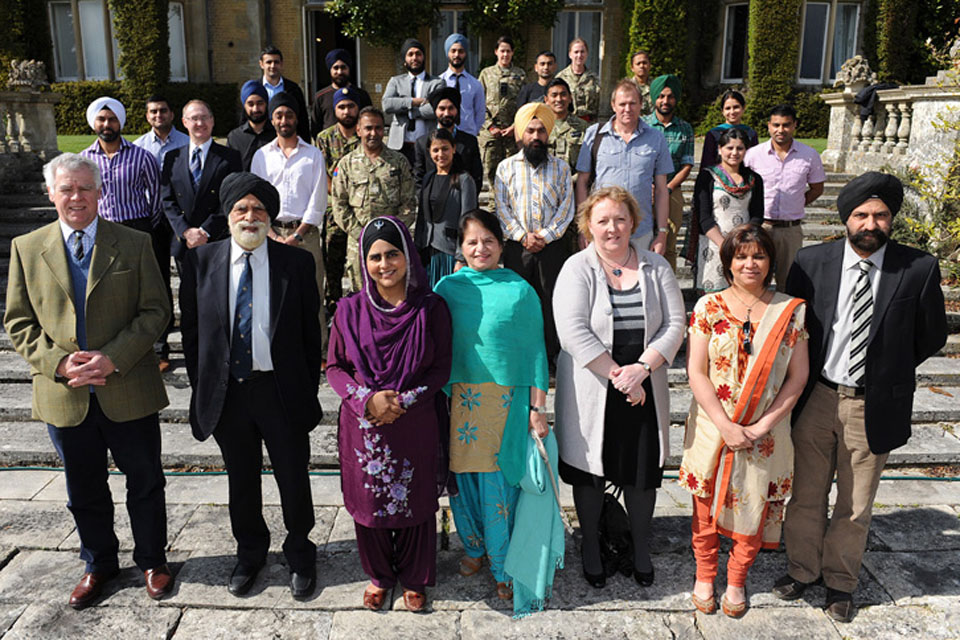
334 216 439 392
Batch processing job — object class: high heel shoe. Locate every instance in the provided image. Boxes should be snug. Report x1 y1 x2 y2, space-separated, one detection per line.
583 569 606 588
634 567 654 587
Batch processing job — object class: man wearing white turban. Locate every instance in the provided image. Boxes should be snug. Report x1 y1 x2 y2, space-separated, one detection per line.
80 97 172 371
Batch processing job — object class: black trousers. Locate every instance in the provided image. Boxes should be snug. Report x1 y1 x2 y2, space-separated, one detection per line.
503 238 570 362
121 216 173 358
47 395 167 573
214 374 316 575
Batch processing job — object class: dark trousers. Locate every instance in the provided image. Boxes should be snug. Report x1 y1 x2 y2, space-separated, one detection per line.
399 142 416 169
354 519 437 591
47 395 167 574
503 238 570 362
214 374 316 575
121 216 173 358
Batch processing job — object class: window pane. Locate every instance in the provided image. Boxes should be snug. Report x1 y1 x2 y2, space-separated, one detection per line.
431 11 456 76
799 2 829 81
169 2 187 80
50 2 79 79
554 11 602 76
78 0 109 79
552 12 576 64
722 4 748 80
831 4 859 78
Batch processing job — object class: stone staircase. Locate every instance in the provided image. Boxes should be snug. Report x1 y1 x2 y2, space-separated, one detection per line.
1 166 959 470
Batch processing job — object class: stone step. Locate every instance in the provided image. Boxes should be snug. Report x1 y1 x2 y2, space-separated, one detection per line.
2 181 47 195
0 206 57 222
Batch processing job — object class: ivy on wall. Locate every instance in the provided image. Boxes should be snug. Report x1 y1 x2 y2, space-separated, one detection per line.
876 0 920 82
109 0 170 108
626 0 688 77
744 0 803 129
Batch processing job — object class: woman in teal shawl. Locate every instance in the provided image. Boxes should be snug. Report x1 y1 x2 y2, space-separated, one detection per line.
434 209 550 603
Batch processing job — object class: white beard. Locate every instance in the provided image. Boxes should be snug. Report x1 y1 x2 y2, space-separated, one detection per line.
229 218 269 250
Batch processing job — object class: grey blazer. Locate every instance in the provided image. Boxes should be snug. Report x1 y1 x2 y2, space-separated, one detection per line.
415 171 478 256
382 72 443 150
552 241 686 474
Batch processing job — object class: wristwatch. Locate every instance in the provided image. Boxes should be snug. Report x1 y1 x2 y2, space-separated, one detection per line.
657 226 669 235
293 232 304 243
530 405 547 414
638 360 652 373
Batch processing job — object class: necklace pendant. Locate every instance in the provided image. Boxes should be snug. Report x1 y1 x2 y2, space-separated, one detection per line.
612 268 622 277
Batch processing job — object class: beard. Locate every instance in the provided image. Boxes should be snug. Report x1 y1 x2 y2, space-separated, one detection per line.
247 111 267 125
848 227 888 253
97 128 119 143
448 56 465 70
437 115 457 129
229 218 269 250
522 140 547 167
337 114 358 129
404 60 424 75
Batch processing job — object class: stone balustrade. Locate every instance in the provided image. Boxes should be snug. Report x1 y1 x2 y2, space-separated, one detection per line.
822 72 960 174
0 90 61 158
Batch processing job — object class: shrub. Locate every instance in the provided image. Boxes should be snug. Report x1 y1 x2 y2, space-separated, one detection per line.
792 89 829 138
744 0 803 129
109 0 170 109
52 81 240 137
626 0 687 78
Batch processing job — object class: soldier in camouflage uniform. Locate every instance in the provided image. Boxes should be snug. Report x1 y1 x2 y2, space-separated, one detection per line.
543 78 588 253
628 49 654 116
316 87 361 311
556 38 601 122
330 107 416 291
477 36 526 191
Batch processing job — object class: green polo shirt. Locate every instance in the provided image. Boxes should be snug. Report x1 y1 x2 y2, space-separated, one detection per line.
643 113 694 181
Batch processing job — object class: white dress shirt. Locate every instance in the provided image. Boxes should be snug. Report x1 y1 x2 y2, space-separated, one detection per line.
229 238 273 372
250 138 327 227
822 240 887 386
188 138 213 172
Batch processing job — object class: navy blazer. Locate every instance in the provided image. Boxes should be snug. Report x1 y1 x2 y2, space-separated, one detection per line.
179 238 323 441
785 239 947 454
161 142 242 259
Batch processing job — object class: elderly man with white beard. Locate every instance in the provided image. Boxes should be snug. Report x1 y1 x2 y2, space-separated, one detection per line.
179 172 324 600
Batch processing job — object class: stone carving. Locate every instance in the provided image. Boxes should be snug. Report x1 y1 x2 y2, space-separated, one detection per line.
833 55 877 92
7 60 50 91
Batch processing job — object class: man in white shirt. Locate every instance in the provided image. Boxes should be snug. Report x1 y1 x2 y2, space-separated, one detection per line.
382 38 442 167
439 34 485 136
251 93 328 348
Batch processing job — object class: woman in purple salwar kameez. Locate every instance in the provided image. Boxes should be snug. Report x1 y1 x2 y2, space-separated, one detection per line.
327 216 453 612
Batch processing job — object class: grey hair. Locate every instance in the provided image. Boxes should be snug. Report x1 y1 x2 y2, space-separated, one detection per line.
43 153 102 190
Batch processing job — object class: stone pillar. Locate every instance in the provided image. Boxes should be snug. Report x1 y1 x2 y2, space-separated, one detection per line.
896 101 912 154
883 103 900 153
0 91 62 158
821 91 859 172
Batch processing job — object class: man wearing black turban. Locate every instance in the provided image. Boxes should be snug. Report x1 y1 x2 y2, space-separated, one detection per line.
180 171 324 601
411 85 483 192
310 47 372 139
383 37 443 166
775 171 947 623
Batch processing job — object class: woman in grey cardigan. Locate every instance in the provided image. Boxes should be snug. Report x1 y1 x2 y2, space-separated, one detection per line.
553 186 686 589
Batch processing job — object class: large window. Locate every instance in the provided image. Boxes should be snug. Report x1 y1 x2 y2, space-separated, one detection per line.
721 3 749 82
798 1 861 84
48 0 188 81
798 2 830 82
430 10 480 77
830 3 859 78
553 11 602 76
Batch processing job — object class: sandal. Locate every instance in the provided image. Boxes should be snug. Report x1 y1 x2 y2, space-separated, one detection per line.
459 556 483 577
402 589 426 612
721 592 748 618
496 581 513 600
691 592 717 614
362 584 388 611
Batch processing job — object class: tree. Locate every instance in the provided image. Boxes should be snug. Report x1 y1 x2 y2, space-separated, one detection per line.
110 0 169 113
325 0 441 51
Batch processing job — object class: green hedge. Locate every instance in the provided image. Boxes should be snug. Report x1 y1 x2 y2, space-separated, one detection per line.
52 81 240 137
792 89 829 138
876 0 919 82
744 0 803 130
110 0 170 109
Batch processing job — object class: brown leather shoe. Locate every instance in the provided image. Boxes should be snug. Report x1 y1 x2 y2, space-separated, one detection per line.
825 588 856 623
144 564 174 600
68 570 119 610
402 589 426 612
158 358 171 373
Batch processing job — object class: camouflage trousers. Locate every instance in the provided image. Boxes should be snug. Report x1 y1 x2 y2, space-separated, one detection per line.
478 131 518 193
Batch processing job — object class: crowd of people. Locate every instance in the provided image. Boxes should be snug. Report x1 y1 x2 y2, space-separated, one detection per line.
1 33 950 625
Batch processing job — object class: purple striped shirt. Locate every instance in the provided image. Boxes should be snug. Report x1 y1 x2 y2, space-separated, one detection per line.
81 138 161 223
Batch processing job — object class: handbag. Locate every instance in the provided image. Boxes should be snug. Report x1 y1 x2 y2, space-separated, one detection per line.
598 483 634 577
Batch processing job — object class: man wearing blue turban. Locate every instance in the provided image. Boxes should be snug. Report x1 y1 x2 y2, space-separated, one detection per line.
438 33 485 137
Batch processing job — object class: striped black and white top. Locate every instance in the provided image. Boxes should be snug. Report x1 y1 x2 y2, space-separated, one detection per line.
609 283 645 346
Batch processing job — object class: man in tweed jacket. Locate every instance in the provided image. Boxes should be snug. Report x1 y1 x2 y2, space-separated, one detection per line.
3 153 173 609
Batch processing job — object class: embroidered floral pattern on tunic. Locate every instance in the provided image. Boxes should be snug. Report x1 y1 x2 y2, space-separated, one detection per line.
354 430 415 519
458 422 479 444
459 387 482 411
399 385 429 409
346 383 372 402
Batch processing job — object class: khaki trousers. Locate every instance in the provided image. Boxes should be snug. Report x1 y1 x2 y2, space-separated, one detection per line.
664 187 685 271
783 382 889 593
762 222 804 292
273 224 327 353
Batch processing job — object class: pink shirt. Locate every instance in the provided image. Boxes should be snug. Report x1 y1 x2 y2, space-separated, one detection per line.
744 140 826 221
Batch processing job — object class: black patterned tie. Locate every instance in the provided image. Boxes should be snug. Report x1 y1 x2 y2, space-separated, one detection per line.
73 230 84 260
848 259 874 386
407 76 417 131
190 146 202 190
230 252 253 380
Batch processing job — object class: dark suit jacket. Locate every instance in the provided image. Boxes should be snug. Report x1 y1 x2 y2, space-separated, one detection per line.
413 129 483 193
785 239 947 454
262 76 311 143
161 142 242 259
415 170 478 256
179 238 324 441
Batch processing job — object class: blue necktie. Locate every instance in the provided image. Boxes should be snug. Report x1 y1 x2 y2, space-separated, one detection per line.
230 252 253 381
72 230 85 260
190 146 202 189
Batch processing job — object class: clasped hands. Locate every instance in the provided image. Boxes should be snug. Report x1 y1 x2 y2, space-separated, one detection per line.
719 416 773 452
57 351 116 387
521 232 546 253
365 390 406 426
183 227 208 249
610 362 648 406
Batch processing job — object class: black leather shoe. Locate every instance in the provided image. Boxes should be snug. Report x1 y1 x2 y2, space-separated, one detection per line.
228 562 263 596
772 574 813 601
583 569 606 588
634 567 655 587
825 588 855 623
290 571 316 599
